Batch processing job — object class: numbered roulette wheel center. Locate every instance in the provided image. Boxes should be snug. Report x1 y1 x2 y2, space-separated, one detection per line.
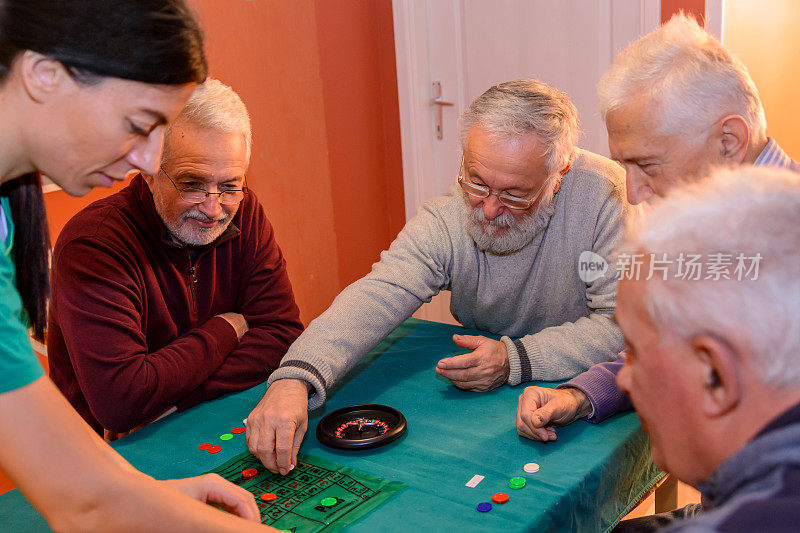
316 404 406 450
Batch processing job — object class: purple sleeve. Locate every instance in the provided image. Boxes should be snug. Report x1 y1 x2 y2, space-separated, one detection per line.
557 352 632 423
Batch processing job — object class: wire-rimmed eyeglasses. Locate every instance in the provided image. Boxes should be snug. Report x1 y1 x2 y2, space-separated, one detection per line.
457 157 553 210
160 166 248 206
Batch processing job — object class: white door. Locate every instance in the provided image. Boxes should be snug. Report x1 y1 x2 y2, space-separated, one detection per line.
393 0 661 324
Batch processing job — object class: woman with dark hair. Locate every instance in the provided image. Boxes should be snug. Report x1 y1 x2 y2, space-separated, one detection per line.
0 1 271 530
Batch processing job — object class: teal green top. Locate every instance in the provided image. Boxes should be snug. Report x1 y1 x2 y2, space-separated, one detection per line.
0 195 44 393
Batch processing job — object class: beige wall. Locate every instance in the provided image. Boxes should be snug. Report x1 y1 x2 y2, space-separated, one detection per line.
724 1 800 157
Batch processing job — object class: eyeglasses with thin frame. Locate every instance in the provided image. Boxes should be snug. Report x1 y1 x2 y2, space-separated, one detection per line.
160 166 248 206
457 157 553 210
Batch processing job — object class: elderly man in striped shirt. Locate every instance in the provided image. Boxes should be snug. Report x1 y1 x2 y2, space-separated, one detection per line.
517 13 797 447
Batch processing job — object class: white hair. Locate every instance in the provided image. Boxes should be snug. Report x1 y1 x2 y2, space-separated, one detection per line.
163 78 252 164
598 13 766 140
458 78 579 176
621 166 800 388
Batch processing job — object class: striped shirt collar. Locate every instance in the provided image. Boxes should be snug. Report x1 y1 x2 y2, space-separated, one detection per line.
754 137 794 169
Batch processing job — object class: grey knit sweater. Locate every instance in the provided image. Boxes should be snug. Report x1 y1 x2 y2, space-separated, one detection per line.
268 148 626 409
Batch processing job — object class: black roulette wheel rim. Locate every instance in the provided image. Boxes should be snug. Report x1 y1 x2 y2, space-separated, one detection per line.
316 404 407 450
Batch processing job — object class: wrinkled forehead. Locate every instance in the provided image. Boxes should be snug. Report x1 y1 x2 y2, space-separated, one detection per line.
463 128 549 181
166 162 246 183
465 127 546 155
606 98 662 141
162 123 248 179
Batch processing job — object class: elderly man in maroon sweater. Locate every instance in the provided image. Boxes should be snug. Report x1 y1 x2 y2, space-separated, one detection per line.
47 79 303 438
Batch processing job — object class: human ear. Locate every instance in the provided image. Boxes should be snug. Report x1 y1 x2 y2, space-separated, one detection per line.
717 115 750 165
17 51 68 103
691 334 742 418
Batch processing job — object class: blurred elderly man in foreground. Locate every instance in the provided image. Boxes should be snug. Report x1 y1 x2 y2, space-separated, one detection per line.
248 78 627 474
613 166 800 531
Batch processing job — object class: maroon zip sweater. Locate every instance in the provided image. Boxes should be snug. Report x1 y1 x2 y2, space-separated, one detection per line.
48 175 303 434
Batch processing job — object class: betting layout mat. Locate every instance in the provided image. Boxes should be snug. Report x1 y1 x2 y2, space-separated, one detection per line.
208 451 406 532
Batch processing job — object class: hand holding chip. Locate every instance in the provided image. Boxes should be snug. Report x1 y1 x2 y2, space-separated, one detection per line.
435 334 510 392
516 386 592 442
163 473 260 521
246 378 309 475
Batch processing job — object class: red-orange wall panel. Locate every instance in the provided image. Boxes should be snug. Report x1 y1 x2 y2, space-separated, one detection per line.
314 0 405 289
662 0 705 23
188 0 341 324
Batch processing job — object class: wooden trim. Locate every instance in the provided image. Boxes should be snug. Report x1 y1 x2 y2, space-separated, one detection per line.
392 0 435 222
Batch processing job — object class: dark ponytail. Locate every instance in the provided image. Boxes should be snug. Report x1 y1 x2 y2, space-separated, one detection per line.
0 174 49 340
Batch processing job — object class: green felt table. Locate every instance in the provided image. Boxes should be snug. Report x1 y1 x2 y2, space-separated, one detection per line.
0 318 662 531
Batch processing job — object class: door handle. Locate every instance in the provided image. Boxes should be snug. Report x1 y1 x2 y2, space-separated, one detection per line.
430 81 454 140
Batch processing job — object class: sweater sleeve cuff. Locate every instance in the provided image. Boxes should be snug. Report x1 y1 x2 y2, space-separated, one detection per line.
267 359 332 411
203 316 240 361
558 361 627 423
503 335 544 386
556 381 597 421
503 336 523 386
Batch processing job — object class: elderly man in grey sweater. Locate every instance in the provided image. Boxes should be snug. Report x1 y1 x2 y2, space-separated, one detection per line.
247 79 627 474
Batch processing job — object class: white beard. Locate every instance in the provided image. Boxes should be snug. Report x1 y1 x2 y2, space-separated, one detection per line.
462 184 558 255
153 192 232 246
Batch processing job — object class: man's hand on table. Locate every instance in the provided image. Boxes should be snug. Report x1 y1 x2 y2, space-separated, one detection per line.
516 386 593 442
164 473 260 521
246 379 309 475
218 312 249 340
435 334 510 392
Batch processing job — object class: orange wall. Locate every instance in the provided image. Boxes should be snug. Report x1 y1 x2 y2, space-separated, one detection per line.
661 0 705 23
188 0 341 324
723 1 800 158
315 0 406 288
43 0 405 325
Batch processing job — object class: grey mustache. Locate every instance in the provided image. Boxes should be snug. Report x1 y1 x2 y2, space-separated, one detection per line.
183 211 226 223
